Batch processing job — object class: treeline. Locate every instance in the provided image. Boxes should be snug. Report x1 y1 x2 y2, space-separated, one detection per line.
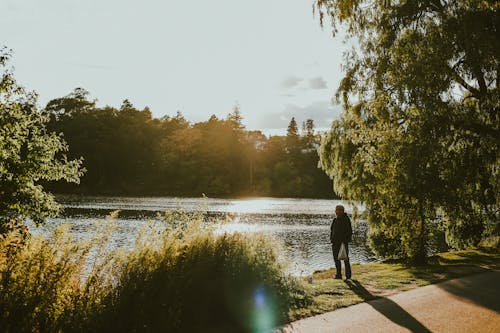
44 88 334 198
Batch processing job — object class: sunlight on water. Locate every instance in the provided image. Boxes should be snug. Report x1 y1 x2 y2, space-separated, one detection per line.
41 196 375 276
221 197 363 215
214 221 263 234
225 198 275 214
58 195 365 215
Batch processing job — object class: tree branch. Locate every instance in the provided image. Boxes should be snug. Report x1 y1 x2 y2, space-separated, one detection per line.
497 65 499 90
452 71 481 98
474 68 488 97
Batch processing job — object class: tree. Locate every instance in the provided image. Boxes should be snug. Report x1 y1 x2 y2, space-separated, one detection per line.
40 88 334 198
302 118 316 150
286 117 300 157
0 49 84 234
286 117 298 138
226 103 245 131
315 1 499 262
44 87 96 120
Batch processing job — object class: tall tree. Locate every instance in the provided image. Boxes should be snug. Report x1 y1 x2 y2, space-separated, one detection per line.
44 87 96 119
0 49 84 234
226 103 245 131
302 118 316 150
286 117 300 157
286 117 299 137
316 1 499 262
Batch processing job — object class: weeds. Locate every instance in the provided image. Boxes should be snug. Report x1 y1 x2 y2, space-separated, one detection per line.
0 211 309 333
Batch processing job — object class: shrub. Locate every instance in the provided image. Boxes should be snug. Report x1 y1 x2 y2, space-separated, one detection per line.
87 210 308 333
0 211 309 333
367 227 405 260
0 224 111 333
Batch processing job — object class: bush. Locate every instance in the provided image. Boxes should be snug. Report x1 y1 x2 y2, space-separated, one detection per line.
0 224 110 333
367 227 405 260
368 220 449 262
0 211 308 333
444 215 487 250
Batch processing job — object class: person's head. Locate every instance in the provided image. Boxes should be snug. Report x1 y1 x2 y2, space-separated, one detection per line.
335 205 345 217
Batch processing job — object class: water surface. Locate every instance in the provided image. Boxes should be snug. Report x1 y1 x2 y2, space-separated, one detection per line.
33 196 375 276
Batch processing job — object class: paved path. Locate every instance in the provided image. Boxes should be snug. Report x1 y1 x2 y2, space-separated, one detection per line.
281 271 500 333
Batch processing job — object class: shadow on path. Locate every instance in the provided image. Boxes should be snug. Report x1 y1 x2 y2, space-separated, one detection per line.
345 280 432 333
436 271 500 313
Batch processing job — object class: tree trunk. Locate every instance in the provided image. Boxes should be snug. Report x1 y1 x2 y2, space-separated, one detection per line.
412 205 428 265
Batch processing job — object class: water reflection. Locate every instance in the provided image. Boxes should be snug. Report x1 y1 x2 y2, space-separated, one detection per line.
58 195 364 215
34 196 374 276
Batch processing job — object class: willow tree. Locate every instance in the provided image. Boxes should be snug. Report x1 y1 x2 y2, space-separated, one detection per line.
0 49 84 236
316 1 499 262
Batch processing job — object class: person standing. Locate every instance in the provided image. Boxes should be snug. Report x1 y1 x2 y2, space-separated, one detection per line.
330 205 353 280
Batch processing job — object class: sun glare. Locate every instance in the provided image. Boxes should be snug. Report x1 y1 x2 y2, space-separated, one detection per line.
226 198 276 214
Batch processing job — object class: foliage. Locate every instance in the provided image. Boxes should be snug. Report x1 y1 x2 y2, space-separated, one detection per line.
316 0 500 262
93 215 309 333
0 223 113 333
44 92 334 198
0 212 309 333
0 48 84 231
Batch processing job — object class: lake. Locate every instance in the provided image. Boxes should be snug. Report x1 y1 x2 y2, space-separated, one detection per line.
31 196 376 276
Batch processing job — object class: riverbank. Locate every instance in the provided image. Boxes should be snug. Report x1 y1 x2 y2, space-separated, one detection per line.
290 248 500 321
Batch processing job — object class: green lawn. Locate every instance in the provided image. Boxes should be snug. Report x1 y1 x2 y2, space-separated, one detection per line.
290 248 500 321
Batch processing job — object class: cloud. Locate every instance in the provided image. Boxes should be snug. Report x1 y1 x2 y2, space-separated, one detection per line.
280 75 328 91
255 100 342 130
281 101 341 128
308 77 327 90
280 76 303 89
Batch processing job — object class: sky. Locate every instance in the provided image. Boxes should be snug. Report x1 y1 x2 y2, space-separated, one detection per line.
1 0 347 135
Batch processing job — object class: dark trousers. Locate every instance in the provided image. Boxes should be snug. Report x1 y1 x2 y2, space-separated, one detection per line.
332 242 351 278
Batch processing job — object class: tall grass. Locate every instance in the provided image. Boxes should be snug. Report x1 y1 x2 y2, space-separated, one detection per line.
0 218 117 333
0 211 309 333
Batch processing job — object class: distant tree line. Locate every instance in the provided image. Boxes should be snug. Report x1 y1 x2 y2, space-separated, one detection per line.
44 88 334 198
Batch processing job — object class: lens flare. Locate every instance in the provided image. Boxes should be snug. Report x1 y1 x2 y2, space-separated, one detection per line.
254 288 266 309
251 287 277 333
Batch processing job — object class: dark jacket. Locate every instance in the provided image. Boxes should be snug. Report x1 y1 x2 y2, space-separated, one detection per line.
330 214 352 244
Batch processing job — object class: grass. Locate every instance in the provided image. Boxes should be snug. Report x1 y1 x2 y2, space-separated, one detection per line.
290 248 500 321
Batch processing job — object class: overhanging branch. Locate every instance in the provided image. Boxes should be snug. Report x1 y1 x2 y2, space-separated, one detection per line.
452 72 480 98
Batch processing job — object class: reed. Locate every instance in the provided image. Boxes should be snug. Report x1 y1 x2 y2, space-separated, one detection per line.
0 211 309 333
